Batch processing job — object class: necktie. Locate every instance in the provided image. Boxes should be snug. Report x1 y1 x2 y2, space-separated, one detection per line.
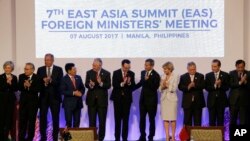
47 67 51 77
146 71 149 77
190 75 194 82
96 71 100 79
123 72 127 80
238 72 242 80
27 76 32 90
215 73 218 80
71 76 76 89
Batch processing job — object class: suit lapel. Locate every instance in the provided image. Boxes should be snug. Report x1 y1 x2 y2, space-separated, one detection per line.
120 69 123 81
2 74 6 80
99 69 105 81
92 69 98 81
100 69 104 77
51 66 55 77
193 73 197 83
211 72 216 83
30 74 35 84
187 73 191 83
43 66 47 77
150 70 154 78
75 76 79 89
218 71 223 81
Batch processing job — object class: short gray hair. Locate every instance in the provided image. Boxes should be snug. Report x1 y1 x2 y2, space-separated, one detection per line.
93 58 102 65
26 62 35 70
187 61 196 68
162 61 174 72
44 53 54 60
3 61 15 70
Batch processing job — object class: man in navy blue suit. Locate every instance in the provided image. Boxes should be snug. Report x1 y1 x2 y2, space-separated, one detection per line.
229 60 249 125
60 63 85 128
205 59 229 126
134 59 160 141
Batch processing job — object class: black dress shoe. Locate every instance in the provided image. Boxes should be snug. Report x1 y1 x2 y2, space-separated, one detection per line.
137 137 146 141
148 137 154 141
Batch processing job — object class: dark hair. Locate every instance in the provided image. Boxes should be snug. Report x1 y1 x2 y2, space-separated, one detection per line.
145 58 154 66
212 59 221 67
235 59 245 66
121 59 131 66
65 63 75 73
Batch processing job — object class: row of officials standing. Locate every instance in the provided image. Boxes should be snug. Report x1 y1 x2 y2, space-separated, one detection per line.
0 53 250 141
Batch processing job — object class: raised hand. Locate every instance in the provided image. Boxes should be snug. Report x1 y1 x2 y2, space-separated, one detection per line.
74 90 82 97
6 75 12 85
24 80 31 88
215 79 221 87
97 76 102 84
188 81 195 90
89 79 95 87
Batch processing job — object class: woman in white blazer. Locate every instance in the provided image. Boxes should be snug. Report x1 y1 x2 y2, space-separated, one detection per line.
160 62 179 141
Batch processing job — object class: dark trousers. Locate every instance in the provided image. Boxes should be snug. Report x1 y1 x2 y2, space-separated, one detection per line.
19 101 39 141
208 98 225 126
0 95 15 141
183 102 202 126
113 97 131 141
230 105 247 125
39 96 60 141
139 103 157 140
248 105 250 124
64 106 81 128
88 103 107 141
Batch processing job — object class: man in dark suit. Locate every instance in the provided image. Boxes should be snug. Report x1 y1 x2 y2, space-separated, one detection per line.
60 63 85 128
205 59 229 126
110 59 135 141
134 59 160 141
37 53 63 141
85 58 111 141
178 62 205 126
248 70 250 125
0 61 18 141
229 59 249 125
18 63 41 141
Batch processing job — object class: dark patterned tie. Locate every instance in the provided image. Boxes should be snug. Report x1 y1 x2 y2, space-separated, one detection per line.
47 67 51 77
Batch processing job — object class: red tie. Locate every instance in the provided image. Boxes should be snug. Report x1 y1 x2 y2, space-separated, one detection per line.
123 72 127 81
71 76 76 89
96 72 99 80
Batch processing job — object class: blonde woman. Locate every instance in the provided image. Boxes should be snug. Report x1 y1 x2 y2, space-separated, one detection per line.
160 62 179 141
